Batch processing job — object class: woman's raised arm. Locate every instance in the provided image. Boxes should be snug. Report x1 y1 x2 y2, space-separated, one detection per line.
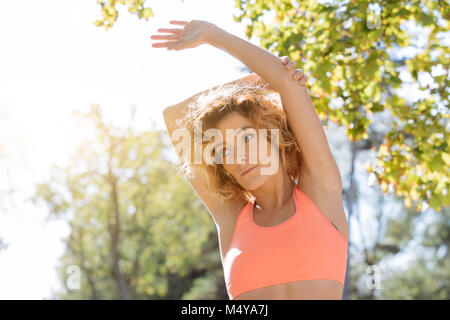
206 23 343 193
151 20 308 89
154 19 342 194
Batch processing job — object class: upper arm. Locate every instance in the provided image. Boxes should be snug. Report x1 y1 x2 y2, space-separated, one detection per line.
163 106 243 227
278 79 342 192
298 182 349 241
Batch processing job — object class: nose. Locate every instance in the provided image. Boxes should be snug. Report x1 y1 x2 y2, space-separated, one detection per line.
236 139 256 164
237 149 248 164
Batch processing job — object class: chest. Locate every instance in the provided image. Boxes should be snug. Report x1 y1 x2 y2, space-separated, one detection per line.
217 192 344 263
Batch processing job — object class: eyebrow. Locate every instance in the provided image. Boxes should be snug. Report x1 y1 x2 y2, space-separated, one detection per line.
211 126 253 149
234 125 252 136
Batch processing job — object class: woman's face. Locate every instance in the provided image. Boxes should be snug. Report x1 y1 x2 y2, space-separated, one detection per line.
210 112 279 190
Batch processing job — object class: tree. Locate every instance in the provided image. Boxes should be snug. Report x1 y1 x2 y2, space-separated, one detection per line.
33 104 218 299
233 0 448 213
232 1 449 298
381 206 449 299
93 0 169 30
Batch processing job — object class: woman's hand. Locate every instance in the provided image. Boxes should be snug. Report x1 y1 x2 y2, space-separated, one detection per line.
150 20 216 51
280 56 309 86
226 56 309 91
251 57 309 88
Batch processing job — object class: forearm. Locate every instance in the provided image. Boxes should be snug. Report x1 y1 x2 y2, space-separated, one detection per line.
207 26 288 93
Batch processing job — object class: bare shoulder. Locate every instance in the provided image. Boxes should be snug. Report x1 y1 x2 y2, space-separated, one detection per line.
177 165 247 229
221 197 248 227
217 198 248 260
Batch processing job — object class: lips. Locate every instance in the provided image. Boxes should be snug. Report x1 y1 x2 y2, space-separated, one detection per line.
240 165 257 177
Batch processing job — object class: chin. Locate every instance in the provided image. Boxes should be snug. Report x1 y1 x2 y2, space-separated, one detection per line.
240 171 272 191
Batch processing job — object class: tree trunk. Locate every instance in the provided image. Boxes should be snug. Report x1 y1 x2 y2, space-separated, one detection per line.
108 169 131 300
67 228 99 299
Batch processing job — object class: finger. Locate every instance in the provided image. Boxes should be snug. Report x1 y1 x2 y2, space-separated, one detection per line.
292 69 304 80
169 20 188 25
280 56 289 64
150 34 179 40
156 28 182 34
299 76 308 85
151 41 174 48
285 60 296 70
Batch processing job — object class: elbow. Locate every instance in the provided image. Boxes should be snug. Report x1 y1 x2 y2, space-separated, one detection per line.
163 106 172 118
162 108 174 131
163 107 177 125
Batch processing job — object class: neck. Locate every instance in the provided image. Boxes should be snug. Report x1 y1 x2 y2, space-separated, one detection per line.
252 168 296 213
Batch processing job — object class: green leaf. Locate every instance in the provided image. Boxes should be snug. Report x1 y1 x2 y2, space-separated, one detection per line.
142 8 153 20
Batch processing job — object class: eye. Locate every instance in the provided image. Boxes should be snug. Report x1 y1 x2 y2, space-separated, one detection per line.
243 133 254 143
213 147 229 157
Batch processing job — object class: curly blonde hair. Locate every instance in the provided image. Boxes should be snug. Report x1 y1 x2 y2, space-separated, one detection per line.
176 81 302 203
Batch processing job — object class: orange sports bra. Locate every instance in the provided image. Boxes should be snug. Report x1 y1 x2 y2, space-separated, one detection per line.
223 185 348 300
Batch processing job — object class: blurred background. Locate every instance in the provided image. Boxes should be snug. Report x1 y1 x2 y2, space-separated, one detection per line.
0 0 448 299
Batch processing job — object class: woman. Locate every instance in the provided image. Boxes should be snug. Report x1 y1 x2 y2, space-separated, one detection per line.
152 20 349 300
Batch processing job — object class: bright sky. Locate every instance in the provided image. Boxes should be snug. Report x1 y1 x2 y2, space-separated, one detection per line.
0 0 444 299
